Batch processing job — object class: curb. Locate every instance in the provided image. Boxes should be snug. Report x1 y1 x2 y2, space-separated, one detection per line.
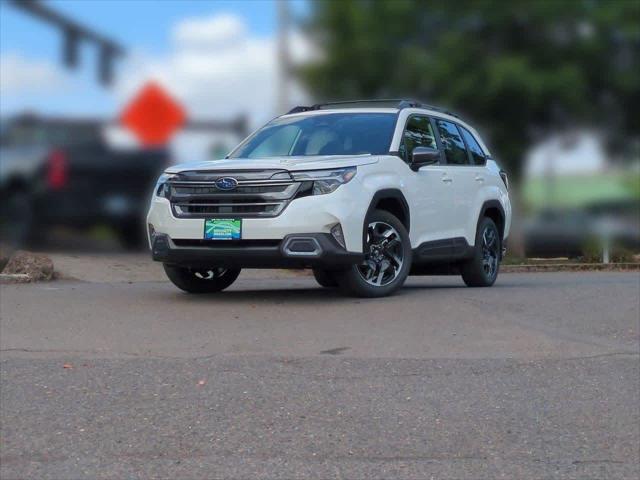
502 263 640 273
0 273 32 284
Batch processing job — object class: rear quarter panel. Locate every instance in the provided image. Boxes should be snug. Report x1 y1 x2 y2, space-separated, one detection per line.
467 163 511 246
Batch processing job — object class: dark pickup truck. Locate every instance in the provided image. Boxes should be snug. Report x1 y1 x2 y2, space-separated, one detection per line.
0 114 169 248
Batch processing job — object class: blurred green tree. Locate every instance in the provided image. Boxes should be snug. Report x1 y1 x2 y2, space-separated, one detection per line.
300 0 640 180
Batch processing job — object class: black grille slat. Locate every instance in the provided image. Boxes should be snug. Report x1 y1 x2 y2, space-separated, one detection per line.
173 239 281 247
178 205 280 215
172 185 288 195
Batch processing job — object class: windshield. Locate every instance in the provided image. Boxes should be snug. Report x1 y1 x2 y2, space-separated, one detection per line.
229 112 396 159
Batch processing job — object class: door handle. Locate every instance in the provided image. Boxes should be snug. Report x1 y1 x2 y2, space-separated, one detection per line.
474 175 485 183
441 176 453 183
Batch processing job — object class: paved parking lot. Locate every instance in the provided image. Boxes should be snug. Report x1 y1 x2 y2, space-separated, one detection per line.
1 266 639 479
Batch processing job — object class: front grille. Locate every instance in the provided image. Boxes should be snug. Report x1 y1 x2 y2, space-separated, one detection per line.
167 170 301 219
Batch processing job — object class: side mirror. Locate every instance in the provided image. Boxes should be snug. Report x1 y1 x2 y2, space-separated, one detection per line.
410 146 440 171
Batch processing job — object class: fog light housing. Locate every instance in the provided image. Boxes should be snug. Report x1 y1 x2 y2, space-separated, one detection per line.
330 223 346 248
282 237 322 256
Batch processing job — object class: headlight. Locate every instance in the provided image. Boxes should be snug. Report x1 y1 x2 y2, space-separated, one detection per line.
291 167 357 195
155 173 176 198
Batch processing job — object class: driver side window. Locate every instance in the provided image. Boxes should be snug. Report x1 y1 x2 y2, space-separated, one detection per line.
400 115 436 163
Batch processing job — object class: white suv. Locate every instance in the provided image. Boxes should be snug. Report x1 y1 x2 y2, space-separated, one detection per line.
147 100 511 297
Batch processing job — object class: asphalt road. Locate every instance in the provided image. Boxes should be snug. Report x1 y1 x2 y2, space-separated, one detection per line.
1 271 639 479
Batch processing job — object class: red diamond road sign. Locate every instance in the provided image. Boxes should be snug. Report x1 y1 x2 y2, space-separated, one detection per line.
120 82 186 147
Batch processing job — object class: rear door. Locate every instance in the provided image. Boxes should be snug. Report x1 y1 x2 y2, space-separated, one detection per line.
433 118 475 240
457 125 490 243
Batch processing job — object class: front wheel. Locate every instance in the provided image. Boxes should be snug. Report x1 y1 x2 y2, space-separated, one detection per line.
163 264 241 293
335 210 412 298
461 217 501 287
312 268 338 288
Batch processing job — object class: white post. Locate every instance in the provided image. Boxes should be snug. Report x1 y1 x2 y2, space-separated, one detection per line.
602 234 610 264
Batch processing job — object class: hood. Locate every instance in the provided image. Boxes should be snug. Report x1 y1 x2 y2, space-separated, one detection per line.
165 154 378 174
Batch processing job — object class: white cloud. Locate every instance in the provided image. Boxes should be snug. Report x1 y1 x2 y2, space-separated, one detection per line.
0 52 69 94
115 13 315 130
173 13 246 48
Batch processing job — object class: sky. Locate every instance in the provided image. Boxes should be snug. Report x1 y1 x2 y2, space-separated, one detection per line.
0 0 311 127
0 0 608 172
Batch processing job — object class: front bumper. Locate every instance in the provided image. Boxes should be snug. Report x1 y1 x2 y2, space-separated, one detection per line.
146 178 370 253
151 233 363 269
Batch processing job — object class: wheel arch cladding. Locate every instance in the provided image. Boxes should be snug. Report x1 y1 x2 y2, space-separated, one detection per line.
480 200 505 240
368 189 410 232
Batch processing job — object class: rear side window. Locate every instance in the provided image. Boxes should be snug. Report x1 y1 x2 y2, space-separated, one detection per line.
459 126 486 165
435 119 468 165
400 115 437 162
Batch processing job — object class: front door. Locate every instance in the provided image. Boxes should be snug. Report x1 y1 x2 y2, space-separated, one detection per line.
399 114 456 245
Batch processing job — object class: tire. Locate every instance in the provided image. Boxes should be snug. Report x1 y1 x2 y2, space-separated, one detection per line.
461 217 501 287
312 268 338 288
0 188 35 247
163 264 241 293
335 209 412 298
116 221 146 251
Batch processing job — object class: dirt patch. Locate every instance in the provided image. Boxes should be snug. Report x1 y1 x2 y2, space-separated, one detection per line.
1 250 55 283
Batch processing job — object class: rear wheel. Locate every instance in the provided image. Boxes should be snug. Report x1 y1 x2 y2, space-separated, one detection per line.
336 210 411 298
461 217 501 287
312 268 338 288
163 264 241 293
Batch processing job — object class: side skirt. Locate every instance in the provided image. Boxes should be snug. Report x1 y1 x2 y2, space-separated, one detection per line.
410 237 474 276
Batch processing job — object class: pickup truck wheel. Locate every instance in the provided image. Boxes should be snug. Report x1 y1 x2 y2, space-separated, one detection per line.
116 221 146 251
0 188 35 247
312 268 338 288
163 264 241 293
336 210 412 298
461 217 501 287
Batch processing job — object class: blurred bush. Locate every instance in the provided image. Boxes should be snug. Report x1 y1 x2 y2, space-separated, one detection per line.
582 238 635 263
300 0 640 181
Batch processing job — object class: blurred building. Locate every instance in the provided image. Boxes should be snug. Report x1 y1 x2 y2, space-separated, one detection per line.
524 130 637 212
522 130 639 258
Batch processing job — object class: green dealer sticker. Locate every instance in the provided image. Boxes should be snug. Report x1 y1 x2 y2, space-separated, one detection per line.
204 219 242 240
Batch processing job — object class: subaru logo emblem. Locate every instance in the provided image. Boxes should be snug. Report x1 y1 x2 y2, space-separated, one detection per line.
215 177 238 190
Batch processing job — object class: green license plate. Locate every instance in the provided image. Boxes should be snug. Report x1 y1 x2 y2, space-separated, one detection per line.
204 219 242 240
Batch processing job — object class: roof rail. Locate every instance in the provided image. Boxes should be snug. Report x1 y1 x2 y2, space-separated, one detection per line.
286 105 314 114
396 99 461 118
286 99 459 118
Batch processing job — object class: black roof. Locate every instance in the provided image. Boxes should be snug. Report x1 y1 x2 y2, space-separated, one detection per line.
287 99 459 118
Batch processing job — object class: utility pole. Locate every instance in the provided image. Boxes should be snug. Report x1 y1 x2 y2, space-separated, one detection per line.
276 0 291 115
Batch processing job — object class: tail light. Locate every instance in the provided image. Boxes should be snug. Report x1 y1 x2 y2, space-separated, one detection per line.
47 149 68 190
